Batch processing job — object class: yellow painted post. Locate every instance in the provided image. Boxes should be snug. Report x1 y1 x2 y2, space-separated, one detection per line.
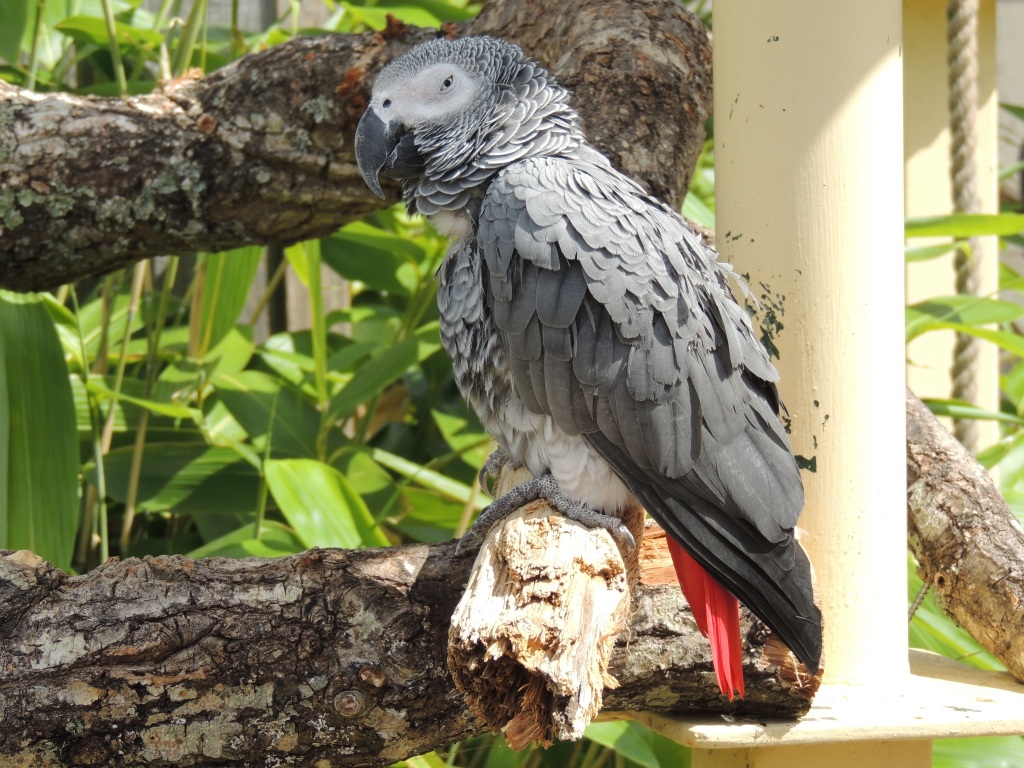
704 0 915 764
904 0 1000 450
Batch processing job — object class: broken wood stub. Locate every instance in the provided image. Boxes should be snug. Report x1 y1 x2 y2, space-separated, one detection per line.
447 468 821 750
447 467 635 748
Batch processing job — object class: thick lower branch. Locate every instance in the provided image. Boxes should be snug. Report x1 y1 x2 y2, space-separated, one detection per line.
0 0 710 291
1 524 815 767
906 387 1024 680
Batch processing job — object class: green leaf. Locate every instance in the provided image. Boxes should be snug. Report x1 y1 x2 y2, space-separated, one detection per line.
284 241 312 286
91 443 260 541
371 448 485 509
1002 359 1024 414
941 325 1024 360
327 323 442 422
214 371 320 458
0 0 31 64
584 721 664 768
397 753 451 768
258 333 317 386
0 292 80 569
1001 102 1024 122
922 399 1024 426
338 1 443 30
71 374 203 448
933 736 1024 768
378 0 477 22
905 213 1024 239
682 190 715 230
333 449 394 496
265 458 389 549
87 378 198 419
978 430 1024 481
323 222 425 296
55 15 163 48
196 247 263 355
394 487 467 538
188 520 305 559
431 409 491 469
905 295 1024 340
999 159 1024 182
71 291 146 366
905 242 956 263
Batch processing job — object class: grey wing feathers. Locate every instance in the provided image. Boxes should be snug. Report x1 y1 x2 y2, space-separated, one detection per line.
478 156 821 671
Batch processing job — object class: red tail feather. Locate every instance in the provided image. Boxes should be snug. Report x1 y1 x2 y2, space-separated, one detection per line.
666 538 745 700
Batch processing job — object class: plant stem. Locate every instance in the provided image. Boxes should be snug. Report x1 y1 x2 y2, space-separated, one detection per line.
70 287 111 566
99 0 128 94
26 0 48 91
247 251 289 327
119 258 178 553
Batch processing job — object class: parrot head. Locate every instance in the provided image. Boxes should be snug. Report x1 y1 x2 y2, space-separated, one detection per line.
355 36 574 200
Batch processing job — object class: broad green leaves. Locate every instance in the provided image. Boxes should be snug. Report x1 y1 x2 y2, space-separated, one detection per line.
327 324 442 422
195 247 263 357
906 295 1024 342
0 292 79 569
0 0 31 65
265 458 389 549
584 721 691 768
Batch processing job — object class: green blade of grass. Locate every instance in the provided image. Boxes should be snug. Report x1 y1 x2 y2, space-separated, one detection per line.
0 291 80 568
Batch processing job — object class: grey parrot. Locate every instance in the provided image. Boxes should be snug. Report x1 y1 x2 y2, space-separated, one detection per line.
355 35 822 698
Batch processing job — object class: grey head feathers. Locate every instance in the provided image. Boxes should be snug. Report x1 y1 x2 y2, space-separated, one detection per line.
358 36 586 217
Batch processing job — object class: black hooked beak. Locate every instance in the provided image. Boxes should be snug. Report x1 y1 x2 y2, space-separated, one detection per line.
354 107 425 199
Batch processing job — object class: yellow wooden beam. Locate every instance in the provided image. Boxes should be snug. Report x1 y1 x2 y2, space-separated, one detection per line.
623 650 1024 747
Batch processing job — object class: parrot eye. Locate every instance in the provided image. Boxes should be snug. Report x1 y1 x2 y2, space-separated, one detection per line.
441 74 455 91
382 98 392 108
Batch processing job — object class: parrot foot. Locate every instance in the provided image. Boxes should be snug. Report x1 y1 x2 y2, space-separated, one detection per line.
456 473 636 555
477 447 511 490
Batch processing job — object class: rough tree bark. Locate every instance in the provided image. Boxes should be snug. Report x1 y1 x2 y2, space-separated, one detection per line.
0 0 711 291
0 526 817 768
906 387 1024 680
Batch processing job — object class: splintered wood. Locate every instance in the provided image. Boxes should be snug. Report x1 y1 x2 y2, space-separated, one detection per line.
448 469 823 749
448 468 634 748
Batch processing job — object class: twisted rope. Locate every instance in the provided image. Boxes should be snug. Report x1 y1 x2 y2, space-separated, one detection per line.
948 0 982 451
908 581 930 622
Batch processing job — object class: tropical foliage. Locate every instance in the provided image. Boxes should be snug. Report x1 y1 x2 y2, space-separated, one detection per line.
1 0 1023 765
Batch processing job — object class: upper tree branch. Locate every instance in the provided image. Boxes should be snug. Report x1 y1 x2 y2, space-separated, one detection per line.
0 0 711 291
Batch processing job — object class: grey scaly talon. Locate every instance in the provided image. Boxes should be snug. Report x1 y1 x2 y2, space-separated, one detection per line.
457 473 635 554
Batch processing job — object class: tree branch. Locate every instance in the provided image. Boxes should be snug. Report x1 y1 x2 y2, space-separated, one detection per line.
0 527 815 767
0 0 711 291
906 387 1024 679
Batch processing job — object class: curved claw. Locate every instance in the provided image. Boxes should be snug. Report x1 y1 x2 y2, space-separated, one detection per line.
604 520 637 554
478 448 510 490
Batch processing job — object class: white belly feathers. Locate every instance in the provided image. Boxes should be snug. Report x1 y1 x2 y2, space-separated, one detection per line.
483 397 634 516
